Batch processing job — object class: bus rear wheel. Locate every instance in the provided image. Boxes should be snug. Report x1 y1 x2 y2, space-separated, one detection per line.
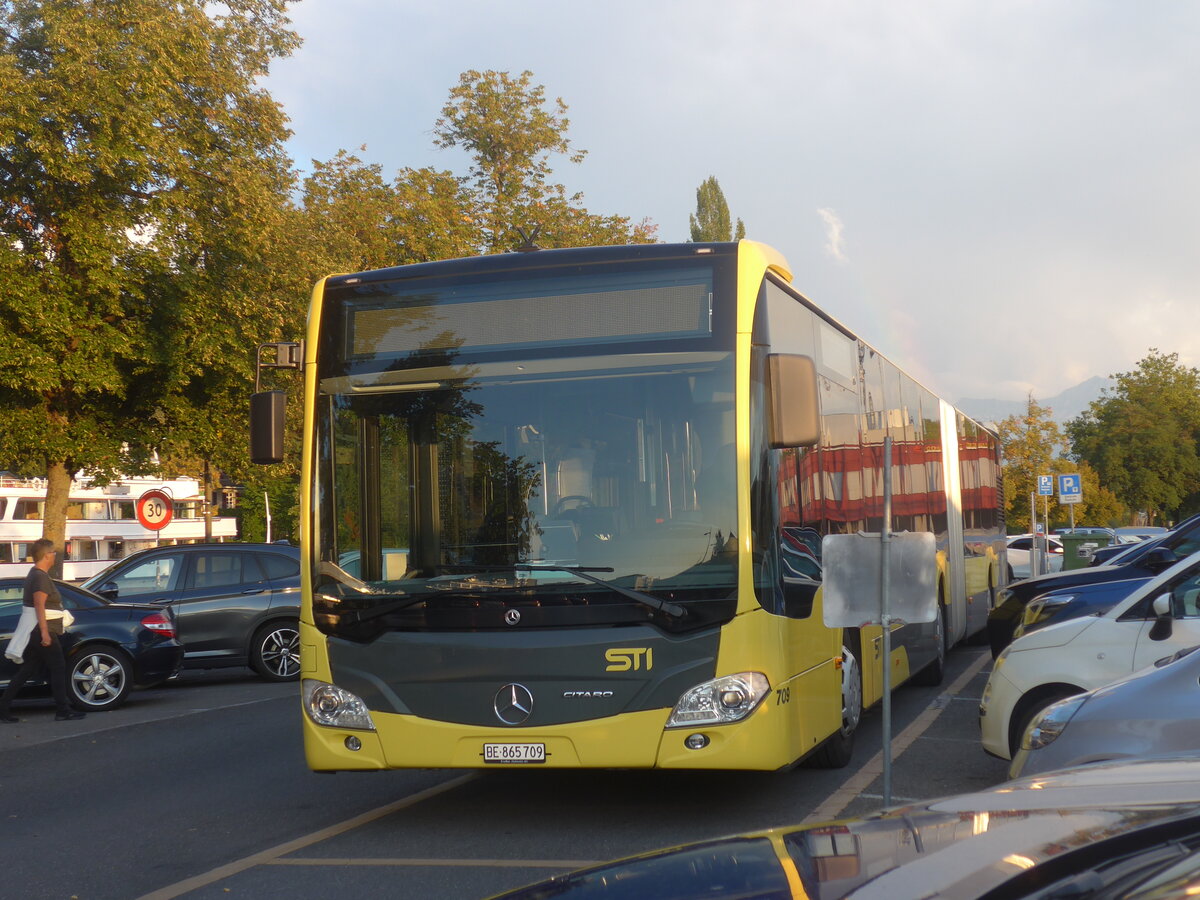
808 642 862 769
911 603 947 687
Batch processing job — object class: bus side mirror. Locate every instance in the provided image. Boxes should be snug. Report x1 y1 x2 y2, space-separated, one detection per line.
767 354 820 449
250 390 287 464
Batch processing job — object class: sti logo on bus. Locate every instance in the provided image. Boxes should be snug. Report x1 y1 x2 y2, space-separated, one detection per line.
605 648 654 672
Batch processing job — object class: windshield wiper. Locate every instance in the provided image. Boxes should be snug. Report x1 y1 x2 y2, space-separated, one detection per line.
332 588 514 625
438 563 687 618
329 564 688 625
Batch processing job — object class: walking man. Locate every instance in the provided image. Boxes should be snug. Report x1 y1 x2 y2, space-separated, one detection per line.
0 538 84 722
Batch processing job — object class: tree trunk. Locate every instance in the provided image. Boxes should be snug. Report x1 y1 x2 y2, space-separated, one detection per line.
43 462 72 579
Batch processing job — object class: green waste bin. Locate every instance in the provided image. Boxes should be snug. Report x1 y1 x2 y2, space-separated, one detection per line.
1060 533 1113 570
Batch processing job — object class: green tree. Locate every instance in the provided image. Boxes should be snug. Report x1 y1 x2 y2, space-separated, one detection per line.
689 176 746 242
1068 350 1200 524
998 396 1065 532
999 395 1129 530
0 0 299 568
1064 463 1128 530
434 69 655 252
296 150 479 277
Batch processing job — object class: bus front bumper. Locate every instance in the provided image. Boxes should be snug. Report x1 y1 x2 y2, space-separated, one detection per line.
303 697 806 772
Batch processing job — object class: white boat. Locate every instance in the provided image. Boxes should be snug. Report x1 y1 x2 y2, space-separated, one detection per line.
0 472 238 581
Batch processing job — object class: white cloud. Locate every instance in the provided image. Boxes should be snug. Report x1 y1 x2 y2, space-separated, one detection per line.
817 208 848 264
262 0 1200 405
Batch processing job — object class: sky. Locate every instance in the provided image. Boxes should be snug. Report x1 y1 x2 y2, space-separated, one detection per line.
262 0 1200 405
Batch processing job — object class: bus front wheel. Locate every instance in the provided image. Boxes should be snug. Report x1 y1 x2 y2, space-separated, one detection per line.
808 642 862 769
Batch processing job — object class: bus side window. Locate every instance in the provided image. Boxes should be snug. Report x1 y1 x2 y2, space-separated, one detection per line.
780 527 819 619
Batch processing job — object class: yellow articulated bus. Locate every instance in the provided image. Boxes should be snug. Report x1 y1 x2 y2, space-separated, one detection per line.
253 241 1004 772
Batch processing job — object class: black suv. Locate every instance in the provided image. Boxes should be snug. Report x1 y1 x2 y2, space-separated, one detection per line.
82 543 300 681
989 517 1200 657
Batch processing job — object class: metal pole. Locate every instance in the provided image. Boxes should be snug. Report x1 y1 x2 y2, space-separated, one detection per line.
1043 494 1050 572
1030 492 1039 578
881 436 893 807
264 491 272 544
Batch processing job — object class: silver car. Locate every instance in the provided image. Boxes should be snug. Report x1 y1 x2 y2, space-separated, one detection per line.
1010 643 1200 778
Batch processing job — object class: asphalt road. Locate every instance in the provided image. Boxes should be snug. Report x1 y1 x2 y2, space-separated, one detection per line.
0 648 1007 900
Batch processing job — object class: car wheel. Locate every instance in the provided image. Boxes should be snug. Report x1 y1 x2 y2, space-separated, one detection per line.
808 642 863 769
250 620 300 682
69 646 133 711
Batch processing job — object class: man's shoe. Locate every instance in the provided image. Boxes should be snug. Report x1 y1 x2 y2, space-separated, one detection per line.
55 710 85 721
0 713 18 724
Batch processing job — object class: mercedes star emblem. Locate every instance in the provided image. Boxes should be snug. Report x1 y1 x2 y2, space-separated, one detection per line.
494 683 534 725
504 608 522 626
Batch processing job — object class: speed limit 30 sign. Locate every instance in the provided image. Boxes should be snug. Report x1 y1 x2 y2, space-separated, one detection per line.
136 489 174 531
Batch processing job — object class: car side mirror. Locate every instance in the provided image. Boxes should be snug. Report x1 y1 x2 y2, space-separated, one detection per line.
1149 592 1174 641
1144 547 1178 571
98 581 119 600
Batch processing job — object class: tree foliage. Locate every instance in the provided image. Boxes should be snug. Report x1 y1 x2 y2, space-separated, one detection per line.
1068 350 1200 524
998 396 1065 532
998 395 1127 531
0 0 300 562
433 69 655 252
0 34 658 555
241 69 659 533
689 176 745 242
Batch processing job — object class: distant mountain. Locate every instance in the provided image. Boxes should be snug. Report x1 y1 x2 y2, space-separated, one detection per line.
957 376 1114 427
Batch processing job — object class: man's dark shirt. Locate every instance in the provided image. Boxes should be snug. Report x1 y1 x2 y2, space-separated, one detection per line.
23 567 64 634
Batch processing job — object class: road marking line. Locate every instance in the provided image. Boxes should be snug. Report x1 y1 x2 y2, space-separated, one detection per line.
0 694 293 749
801 650 991 825
266 857 600 869
133 773 478 900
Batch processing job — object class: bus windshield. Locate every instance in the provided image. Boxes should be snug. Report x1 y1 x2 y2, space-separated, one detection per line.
314 352 739 634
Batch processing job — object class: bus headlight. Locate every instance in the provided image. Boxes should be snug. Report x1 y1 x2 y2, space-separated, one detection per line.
303 679 377 731
665 672 771 727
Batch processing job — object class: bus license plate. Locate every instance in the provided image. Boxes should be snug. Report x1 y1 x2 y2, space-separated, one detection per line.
483 743 546 764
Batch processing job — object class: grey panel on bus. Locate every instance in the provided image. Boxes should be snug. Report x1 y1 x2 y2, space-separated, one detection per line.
327 626 721 728
821 532 938 627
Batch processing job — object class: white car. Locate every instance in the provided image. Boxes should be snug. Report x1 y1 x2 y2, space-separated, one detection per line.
1005 534 1063 578
981 548 1200 760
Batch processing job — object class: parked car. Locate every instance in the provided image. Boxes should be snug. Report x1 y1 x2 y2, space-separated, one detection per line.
1088 537 1157 566
1114 525 1170 544
82 543 301 681
0 577 183 710
1005 534 1063 579
1056 526 1115 537
492 757 1200 900
1011 574 1153 640
1010 644 1200 779
986 516 1200 656
981 548 1200 760
337 548 409 580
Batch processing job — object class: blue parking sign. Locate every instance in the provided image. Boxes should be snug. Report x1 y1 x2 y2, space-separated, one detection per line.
1037 475 1054 496
1058 473 1082 504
